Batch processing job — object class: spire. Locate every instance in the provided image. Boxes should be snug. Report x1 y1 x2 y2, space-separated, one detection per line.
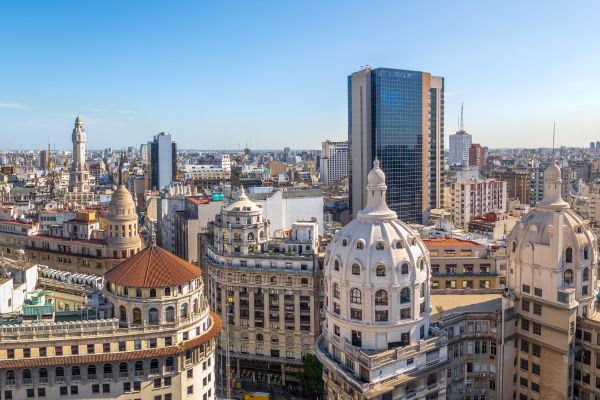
75 114 82 124
357 159 397 221
459 102 464 131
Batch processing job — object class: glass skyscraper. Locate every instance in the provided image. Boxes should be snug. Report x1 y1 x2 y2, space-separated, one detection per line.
349 67 444 224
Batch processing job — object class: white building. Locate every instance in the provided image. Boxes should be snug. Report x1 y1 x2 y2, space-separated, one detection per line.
315 160 448 399
321 140 348 185
247 188 324 237
448 130 472 166
451 179 507 227
69 115 90 193
221 154 231 172
149 132 176 190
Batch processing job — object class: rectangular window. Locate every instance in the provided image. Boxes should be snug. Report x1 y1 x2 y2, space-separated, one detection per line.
92 384 100 393
154 378 161 388
521 340 529 353
334 325 340 336
39 347 46 357
119 342 126 352
71 345 79 355
87 344 94 354
71 386 78 395
534 287 542 296
7 349 14 359
27 389 35 399
187 386 194 395
522 284 530 293
532 343 541 357
103 343 110 353
521 319 529 331
350 308 362 320
532 363 540 375
520 358 528 371
102 384 110 393
522 300 530 312
520 377 528 387
533 303 542 315
123 382 131 393
533 322 541 335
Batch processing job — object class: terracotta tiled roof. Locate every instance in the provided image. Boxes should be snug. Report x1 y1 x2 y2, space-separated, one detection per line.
0 312 221 369
105 245 201 288
423 238 482 248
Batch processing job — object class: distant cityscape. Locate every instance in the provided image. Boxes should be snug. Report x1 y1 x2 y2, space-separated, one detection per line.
0 65 599 400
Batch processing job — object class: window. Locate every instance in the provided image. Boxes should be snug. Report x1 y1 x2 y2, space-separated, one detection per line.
375 310 388 322
522 284 530 293
400 287 410 304
60 387 68 396
375 290 388 306
401 263 409 275
334 325 340 336
521 319 529 331
149 308 159 325
150 288 156 298
350 308 362 320
334 260 340 271
520 358 528 371
71 345 79 355
532 382 540 392
38 388 46 398
71 386 79 395
532 363 540 375
187 385 194 395
566 247 573 263
522 300 530 312
532 343 541 357
583 267 590 282
27 389 35 398
103 343 110 353
350 288 362 304
332 283 340 299
376 241 384 250
87 344 95 354
133 308 142 324
512 241 517 252
102 384 110 393
533 303 542 315
533 322 541 335
123 382 131 393
119 342 126 351
534 287 542 297
521 340 529 353
356 241 364 249
7 349 13 359
584 246 589 260
563 268 574 284
351 263 360 275
165 306 175 322
376 265 386 276
55 346 63 356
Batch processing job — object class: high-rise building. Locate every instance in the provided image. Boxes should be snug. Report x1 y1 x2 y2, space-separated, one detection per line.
450 179 507 227
69 115 90 193
349 67 444 224
449 132 472 166
468 143 486 168
320 140 348 185
39 150 49 170
149 132 177 190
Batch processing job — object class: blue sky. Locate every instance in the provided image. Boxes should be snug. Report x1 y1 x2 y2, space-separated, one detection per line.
1 1 599 150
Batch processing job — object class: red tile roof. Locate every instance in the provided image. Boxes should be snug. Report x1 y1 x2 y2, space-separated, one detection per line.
423 238 482 248
105 245 202 288
0 312 221 369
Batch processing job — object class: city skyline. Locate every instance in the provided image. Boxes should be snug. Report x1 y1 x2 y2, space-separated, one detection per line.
1 1 599 150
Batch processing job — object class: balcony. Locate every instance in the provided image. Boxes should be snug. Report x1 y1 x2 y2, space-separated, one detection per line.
22 378 33 385
134 370 145 377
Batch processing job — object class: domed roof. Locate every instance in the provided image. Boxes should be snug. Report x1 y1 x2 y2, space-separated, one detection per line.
105 245 201 288
109 185 135 209
225 186 262 213
367 159 386 186
545 159 562 183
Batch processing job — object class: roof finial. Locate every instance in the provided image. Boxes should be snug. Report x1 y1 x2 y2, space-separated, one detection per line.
148 225 157 247
373 158 380 169
460 102 464 131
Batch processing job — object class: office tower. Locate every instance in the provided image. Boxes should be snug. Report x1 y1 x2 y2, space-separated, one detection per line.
450 179 507 227
348 67 444 224
468 143 486 168
149 132 177 190
39 150 49 170
448 105 472 166
69 115 90 193
320 140 348 185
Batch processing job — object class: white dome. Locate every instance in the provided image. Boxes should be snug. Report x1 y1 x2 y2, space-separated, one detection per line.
367 159 386 186
225 186 262 213
323 161 431 351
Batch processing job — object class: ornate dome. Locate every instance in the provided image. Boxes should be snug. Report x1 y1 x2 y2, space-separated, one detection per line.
323 161 430 351
508 160 597 316
108 185 136 215
225 186 262 213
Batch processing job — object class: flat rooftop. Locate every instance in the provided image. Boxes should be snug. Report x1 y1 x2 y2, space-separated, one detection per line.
430 293 502 322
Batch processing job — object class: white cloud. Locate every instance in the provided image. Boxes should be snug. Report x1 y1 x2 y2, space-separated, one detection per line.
0 102 29 110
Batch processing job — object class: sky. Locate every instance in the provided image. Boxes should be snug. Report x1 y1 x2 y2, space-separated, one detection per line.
0 1 599 150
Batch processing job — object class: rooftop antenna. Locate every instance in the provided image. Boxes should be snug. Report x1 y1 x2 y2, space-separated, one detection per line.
552 122 556 154
460 102 464 131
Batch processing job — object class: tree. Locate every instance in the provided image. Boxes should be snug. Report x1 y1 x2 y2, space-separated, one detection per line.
299 353 324 399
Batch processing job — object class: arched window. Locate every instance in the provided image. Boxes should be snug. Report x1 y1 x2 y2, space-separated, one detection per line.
134 361 143 372
164 287 171 296
566 247 573 263
87 365 96 377
119 306 127 322
149 288 156 298
256 334 264 342
350 288 362 304
375 290 388 306
193 298 199 314
270 276 277 283
241 274 247 283
234 232 241 240
512 241 517 253
39 368 48 378
376 241 384 250
6 370 14 382
376 265 386 277
71 366 80 377
132 308 142 325
401 263 409 275
334 260 340 271
119 363 128 376
23 369 31 380
342 239 347 247
356 241 365 249
584 246 590 260
395 241 403 249
583 267 590 282
352 263 360 275
103 364 112 375
148 308 159 325
180 303 189 319
165 306 175 322
419 259 425 270
333 283 340 299
248 232 255 241
564 269 574 285
255 275 262 284
400 287 410 303
55 367 64 377
150 359 159 370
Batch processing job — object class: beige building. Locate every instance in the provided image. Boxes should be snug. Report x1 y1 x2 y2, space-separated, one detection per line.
205 187 321 387
0 185 143 275
0 241 220 400
425 238 507 293
451 179 507 228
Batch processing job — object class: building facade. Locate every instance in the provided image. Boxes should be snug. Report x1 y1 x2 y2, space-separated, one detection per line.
205 188 321 387
321 140 349 185
316 160 449 399
349 67 444 224
451 179 508 228
0 242 221 400
149 132 177 190
449 131 472 166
